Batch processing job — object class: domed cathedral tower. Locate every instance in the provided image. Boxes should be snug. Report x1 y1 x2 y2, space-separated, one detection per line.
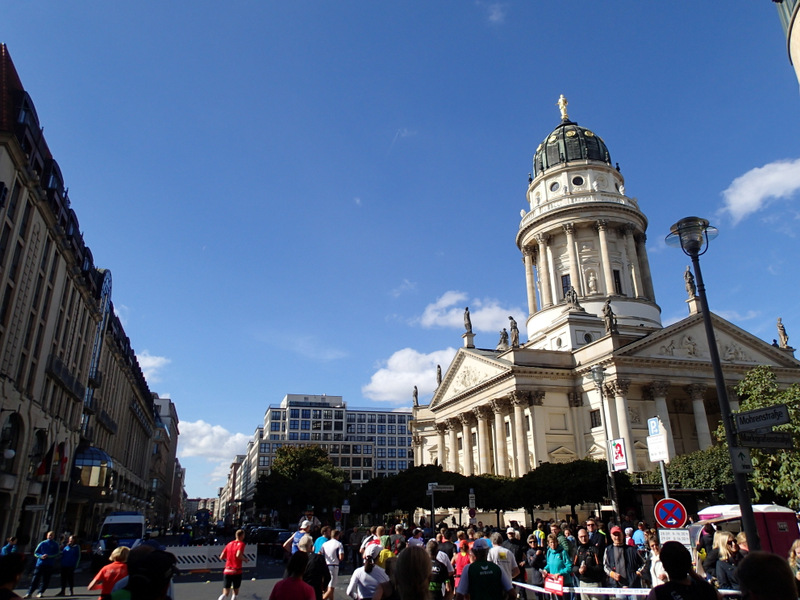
517 96 661 349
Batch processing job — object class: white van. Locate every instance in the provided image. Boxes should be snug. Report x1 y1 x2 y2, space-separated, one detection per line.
92 511 146 570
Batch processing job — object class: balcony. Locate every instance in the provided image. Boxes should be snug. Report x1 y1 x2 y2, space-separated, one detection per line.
46 354 85 401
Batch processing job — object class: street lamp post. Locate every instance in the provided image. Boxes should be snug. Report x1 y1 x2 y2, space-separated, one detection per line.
666 216 760 551
590 365 620 524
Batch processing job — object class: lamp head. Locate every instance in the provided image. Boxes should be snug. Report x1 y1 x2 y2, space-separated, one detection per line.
590 365 605 386
665 216 718 257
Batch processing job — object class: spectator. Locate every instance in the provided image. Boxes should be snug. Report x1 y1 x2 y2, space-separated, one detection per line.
715 534 745 591
646 542 716 600
24 531 60 599
57 535 81 596
738 550 797 600
270 551 315 600
0 553 25 599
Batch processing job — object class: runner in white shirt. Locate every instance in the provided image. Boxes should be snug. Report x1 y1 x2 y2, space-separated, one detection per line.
487 532 520 581
320 529 344 600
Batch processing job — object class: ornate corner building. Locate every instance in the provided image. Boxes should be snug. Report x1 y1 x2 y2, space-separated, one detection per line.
412 98 800 483
0 45 183 544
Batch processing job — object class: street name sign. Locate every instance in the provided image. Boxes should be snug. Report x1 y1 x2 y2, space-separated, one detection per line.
738 431 793 450
734 405 790 433
429 484 454 492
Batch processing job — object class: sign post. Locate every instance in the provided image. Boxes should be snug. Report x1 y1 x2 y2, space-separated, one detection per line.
647 417 670 498
610 438 628 472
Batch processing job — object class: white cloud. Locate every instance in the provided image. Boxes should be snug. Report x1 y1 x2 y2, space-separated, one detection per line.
720 158 800 224
114 304 129 327
417 290 524 333
178 420 250 461
486 3 507 23
362 347 458 403
714 309 760 322
354 197 362 206
137 350 171 384
390 279 417 298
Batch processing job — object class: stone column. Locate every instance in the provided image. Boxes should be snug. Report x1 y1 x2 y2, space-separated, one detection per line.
648 381 676 458
568 391 586 458
563 223 582 295
413 435 423 467
447 418 459 473
623 224 644 298
436 423 448 469
530 391 547 466
596 220 616 295
511 391 531 476
602 383 620 440
727 386 741 412
459 413 475 476
635 233 655 300
491 398 510 477
535 234 553 307
523 248 539 315
686 384 712 450
474 405 493 475
608 379 633 467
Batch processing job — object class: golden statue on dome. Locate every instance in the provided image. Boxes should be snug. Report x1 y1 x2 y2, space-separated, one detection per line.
557 94 569 120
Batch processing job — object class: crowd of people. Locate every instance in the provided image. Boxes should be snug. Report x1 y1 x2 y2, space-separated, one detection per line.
268 514 800 600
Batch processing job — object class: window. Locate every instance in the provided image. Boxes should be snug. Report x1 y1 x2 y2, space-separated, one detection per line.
258 456 269 467
561 274 571 299
322 433 332 441
289 432 298 440
613 270 623 295
272 411 283 421
388 425 396 434
378 415 386 424
399 461 407 470
341 457 350 467
289 420 299 430
362 470 372 479
357 414 366 423
334 422 343 431
363 445 372 454
376 448 386 458
341 444 351 454
313 410 322 419
347 414 356 423
270 422 281 432
377 437 386 446
388 415 396 424
363 458 372 467
388 437 396 446
300 433 310 440
290 409 300 419
331 457 339 467
312 421 321 430
352 458 362 467
335 410 343 420
259 443 268 453
302 409 311 419
352 445 361 454
357 424 366 434
311 433 321 440
388 448 396 458
347 424 356 434
388 460 397 471
397 415 407 424
398 449 406 458
368 424 376 434
398 425 407 435
301 421 310 430
377 460 387 470
590 409 602 429
323 410 333 419
377 425 386 434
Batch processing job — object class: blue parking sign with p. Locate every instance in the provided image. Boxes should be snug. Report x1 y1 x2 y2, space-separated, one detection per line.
648 417 660 436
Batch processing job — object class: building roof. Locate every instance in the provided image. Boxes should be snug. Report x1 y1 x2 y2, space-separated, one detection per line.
533 117 612 177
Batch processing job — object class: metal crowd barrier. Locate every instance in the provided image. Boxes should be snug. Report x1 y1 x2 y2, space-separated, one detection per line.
165 544 258 573
513 581 741 597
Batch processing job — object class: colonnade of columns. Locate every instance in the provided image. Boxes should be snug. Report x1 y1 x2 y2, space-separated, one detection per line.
522 219 655 316
420 379 717 474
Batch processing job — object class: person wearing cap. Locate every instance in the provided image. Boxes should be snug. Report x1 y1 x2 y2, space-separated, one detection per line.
346 543 389 599
284 520 312 556
454 537 516 600
603 526 644 600
502 527 527 598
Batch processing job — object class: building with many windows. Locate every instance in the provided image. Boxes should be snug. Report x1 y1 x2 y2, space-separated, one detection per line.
220 394 412 524
0 44 183 545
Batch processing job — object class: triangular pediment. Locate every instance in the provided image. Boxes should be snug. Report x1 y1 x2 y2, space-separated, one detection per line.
616 312 800 369
429 349 512 409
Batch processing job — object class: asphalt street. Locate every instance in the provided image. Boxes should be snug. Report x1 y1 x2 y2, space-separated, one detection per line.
14 550 358 600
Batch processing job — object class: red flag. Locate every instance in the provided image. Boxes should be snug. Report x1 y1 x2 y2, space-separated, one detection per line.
36 443 54 477
57 440 70 481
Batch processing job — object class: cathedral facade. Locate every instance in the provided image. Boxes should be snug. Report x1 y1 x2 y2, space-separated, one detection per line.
411 98 800 483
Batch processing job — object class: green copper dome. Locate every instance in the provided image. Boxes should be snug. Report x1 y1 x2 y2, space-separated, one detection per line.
533 118 612 177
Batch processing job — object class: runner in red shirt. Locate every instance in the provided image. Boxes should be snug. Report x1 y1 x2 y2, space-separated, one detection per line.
218 529 249 600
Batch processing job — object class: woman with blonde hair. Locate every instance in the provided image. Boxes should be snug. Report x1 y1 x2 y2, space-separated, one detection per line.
787 539 800 584
716 532 745 591
394 544 433 600
701 529 728 582
88 545 130 600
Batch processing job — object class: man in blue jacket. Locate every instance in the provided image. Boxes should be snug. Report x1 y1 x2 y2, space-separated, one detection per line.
24 531 60 598
57 535 80 596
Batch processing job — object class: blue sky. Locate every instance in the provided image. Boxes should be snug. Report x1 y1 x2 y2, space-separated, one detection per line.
3 2 800 498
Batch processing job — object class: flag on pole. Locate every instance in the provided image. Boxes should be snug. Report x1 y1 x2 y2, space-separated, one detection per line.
35 443 54 477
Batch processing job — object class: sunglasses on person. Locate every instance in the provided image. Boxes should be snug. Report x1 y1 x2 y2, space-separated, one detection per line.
727 540 738 546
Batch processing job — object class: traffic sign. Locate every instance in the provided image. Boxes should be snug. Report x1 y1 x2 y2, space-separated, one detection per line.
468 508 476 518
429 484 455 492
654 498 688 529
734 404 790 433
648 417 661 436
468 494 476 509
731 447 754 474
647 433 669 463
738 431 793 450
341 504 350 514
658 528 692 553
333 508 342 521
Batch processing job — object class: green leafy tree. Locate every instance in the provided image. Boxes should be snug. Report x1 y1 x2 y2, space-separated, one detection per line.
734 365 800 506
640 444 733 498
255 446 346 525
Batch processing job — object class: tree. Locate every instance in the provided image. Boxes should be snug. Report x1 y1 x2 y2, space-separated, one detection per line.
254 446 346 525
734 365 800 506
640 444 733 499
